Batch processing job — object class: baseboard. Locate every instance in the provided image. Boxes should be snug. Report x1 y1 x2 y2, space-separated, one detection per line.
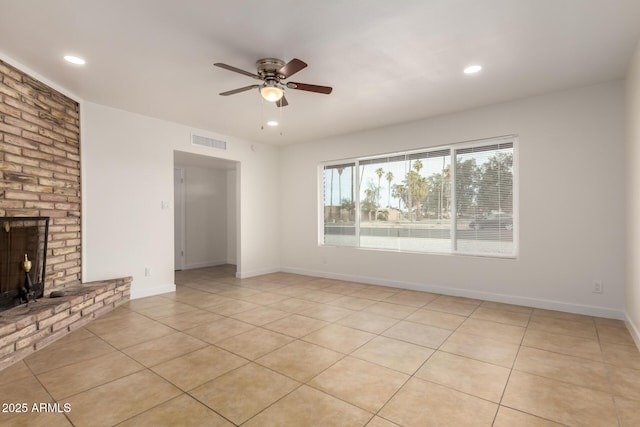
281 266 626 320
183 260 227 270
236 266 281 279
130 283 176 299
625 313 640 351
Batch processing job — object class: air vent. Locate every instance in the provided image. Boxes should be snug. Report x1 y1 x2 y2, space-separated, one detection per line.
191 134 227 150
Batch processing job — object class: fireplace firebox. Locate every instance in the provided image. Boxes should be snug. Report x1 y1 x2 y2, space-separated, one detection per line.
0 217 49 311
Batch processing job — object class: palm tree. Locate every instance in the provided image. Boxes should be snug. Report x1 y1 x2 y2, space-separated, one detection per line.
329 168 334 220
385 171 394 208
407 161 413 221
337 167 344 220
375 167 384 212
413 174 428 221
393 184 406 212
413 159 423 173
406 170 427 221
408 159 425 220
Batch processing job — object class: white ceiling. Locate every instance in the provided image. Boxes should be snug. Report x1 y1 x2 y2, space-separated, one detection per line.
1 0 639 146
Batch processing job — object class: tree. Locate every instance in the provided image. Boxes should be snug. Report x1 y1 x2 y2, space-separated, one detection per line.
477 152 513 213
413 159 423 173
405 160 427 221
362 186 377 222
341 198 355 222
337 167 344 219
385 171 394 208
439 163 450 219
375 167 384 218
329 168 334 220
454 158 478 215
392 184 407 212
425 174 442 217
405 170 428 221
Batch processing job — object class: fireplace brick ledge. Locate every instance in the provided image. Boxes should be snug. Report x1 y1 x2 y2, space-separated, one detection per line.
0 276 131 371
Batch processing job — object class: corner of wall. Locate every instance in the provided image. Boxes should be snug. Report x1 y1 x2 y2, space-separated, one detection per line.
130 283 176 300
625 313 640 351
625 39 640 351
236 266 281 279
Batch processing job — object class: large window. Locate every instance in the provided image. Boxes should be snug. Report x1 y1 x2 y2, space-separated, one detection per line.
321 136 517 257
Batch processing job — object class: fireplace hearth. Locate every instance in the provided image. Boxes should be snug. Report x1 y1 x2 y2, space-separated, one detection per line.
0 217 49 311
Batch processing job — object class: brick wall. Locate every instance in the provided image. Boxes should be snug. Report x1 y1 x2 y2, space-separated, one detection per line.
0 60 81 290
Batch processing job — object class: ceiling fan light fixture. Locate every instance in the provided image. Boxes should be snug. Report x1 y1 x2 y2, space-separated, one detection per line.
260 83 284 102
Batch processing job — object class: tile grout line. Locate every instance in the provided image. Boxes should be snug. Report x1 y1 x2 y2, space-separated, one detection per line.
30 267 634 426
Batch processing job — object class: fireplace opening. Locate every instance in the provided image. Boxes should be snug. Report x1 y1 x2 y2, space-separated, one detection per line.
0 217 49 311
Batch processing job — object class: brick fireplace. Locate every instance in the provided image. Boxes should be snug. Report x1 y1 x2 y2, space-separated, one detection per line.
0 60 131 369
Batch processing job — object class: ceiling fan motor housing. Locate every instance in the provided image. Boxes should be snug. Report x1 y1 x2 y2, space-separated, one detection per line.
256 58 286 79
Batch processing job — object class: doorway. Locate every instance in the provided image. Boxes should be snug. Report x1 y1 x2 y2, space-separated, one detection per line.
173 151 239 274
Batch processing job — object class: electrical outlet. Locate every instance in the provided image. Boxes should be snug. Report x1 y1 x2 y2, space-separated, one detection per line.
145 267 151 277
592 280 603 294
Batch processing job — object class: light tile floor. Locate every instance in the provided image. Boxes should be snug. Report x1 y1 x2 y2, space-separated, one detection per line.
1 265 639 426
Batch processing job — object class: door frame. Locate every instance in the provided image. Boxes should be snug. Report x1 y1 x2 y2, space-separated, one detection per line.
174 167 186 271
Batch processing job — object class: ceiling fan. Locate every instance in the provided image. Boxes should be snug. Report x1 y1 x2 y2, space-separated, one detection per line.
214 58 332 107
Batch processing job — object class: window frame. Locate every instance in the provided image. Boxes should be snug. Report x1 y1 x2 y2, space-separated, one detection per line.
319 135 518 259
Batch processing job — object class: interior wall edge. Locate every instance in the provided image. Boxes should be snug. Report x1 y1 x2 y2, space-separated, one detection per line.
130 283 176 300
626 312 640 351
236 266 281 279
281 266 626 320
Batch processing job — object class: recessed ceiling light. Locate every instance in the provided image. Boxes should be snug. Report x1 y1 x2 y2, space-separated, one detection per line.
267 121 278 127
464 65 482 74
64 55 86 65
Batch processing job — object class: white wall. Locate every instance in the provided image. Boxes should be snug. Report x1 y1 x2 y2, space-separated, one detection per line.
227 169 237 264
4 52 630 319
82 102 280 298
281 81 626 318
625 41 640 346
182 165 228 269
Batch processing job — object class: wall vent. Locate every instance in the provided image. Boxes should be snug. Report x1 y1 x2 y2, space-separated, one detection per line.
192 134 227 150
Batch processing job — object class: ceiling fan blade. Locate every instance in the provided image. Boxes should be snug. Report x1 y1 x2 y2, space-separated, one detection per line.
278 58 307 79
286 82 333 94
276 96 289 108
214 63 261 79
219 85 260 96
